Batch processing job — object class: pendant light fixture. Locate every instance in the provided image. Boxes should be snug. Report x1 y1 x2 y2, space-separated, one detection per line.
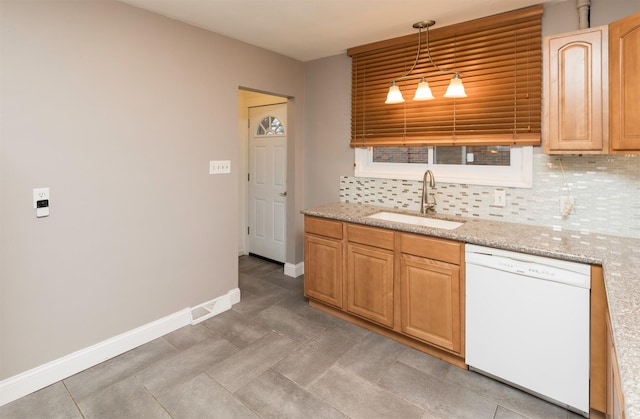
385 20 467 104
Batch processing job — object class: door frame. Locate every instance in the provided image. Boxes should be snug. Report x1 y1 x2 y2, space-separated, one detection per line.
237 89 288 258
247 103 288 263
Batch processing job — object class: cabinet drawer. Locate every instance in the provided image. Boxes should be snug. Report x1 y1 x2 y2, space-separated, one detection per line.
400 233 462 265
347 223 395 250
305 216 343 240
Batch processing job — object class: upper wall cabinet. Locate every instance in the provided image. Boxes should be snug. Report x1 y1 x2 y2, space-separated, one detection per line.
543 26 608 154
609 12 640 153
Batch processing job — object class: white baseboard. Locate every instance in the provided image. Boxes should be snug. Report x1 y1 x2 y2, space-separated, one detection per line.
284 261 304 278
0 288 240 407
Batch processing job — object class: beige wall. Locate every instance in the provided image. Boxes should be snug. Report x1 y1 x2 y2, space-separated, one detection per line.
303 54 354 207
0 0 304 379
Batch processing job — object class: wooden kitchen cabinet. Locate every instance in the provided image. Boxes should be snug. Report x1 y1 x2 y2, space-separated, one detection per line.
543 26 608 154
345 224 395 327
607 312 626 419
399 234 463 354
304 217 344 308
303 215 466 366
592 265 628 417
609 12 640 153
591 266 607 414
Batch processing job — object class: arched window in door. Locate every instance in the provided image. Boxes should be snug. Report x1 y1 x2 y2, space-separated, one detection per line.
256 116 285 136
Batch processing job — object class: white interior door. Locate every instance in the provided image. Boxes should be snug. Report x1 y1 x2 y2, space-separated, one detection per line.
248 104 287 263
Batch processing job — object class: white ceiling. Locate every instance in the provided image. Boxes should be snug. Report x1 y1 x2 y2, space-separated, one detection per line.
120 0 561 62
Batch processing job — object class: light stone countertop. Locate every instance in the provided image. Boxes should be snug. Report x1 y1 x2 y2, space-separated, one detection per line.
302 202 640 418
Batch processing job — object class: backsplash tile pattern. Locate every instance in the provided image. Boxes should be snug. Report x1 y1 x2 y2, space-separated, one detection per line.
340 149 640 239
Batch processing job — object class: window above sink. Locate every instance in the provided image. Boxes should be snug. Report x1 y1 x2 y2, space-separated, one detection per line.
355 146 533 188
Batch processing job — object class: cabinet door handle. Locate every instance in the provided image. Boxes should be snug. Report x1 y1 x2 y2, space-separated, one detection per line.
279 192 287 197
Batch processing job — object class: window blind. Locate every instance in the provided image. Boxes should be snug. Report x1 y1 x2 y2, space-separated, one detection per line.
348 6 543 148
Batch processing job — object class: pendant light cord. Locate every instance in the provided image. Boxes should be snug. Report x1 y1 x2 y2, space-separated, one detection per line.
395 26 424 80
424 25 450 74
394 24 455 80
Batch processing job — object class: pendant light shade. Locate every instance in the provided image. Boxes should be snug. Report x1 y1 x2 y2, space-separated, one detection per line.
385 81 405 104
444 73 467 98
413 78 435 101
385 20 467 103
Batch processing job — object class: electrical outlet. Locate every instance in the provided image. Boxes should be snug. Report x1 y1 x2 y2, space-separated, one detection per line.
209 160 231 174
494 189 506 207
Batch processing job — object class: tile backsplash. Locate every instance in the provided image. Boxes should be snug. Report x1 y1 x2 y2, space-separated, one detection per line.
340 149 640 239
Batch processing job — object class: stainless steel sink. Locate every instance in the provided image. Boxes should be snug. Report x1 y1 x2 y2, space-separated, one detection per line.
367 211 464 230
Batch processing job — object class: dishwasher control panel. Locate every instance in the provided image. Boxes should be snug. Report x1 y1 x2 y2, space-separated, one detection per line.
465 244 590 288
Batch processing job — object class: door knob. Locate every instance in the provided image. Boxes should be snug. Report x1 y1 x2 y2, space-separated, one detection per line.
279 192 287 197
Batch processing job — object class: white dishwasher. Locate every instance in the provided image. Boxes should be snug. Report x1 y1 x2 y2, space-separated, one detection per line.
465 244 590 417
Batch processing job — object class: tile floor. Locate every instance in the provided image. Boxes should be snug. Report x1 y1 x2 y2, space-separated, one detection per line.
1 255 587 419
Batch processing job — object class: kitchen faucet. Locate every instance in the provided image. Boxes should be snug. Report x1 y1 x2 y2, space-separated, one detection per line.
420 170 437 214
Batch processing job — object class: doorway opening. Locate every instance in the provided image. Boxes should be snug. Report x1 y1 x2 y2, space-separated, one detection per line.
238 89 289 264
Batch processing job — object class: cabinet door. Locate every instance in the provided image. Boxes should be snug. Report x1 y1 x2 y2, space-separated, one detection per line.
610 12 640 152
304 235 343 308
400 254 461 353
544 26 608 153
346 243 394 328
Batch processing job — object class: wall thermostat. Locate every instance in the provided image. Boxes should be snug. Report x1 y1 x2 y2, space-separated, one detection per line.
33 188 50 218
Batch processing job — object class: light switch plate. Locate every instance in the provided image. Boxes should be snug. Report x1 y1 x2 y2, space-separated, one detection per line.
209 160 231 174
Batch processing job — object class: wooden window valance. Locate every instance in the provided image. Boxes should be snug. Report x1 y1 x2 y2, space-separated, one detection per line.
348 5 543 148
